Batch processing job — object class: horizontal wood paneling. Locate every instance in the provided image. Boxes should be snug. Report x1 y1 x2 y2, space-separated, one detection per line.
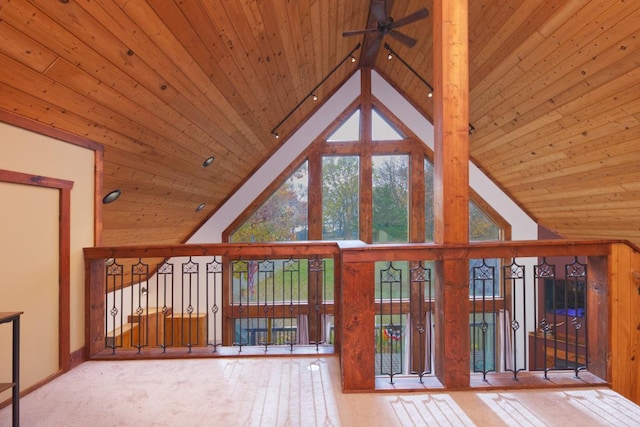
0 0 638 248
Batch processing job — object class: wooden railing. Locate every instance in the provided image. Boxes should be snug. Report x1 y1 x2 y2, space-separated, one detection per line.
84 239 640 403
339 240 610 391
84 242 343 358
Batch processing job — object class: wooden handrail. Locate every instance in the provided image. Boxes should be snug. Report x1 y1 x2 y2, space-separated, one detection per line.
84 241 342 260
340 239 624 263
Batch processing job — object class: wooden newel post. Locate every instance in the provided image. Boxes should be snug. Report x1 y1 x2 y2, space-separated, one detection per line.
433 0 471 389
85 257 106 358
340 260 375 391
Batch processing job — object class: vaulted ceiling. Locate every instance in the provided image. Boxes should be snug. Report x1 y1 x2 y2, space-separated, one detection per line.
1 0 639 247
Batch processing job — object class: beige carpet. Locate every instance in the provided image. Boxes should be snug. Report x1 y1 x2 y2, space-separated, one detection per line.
1 355 638 426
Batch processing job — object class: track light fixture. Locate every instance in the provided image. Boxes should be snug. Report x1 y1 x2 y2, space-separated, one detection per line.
270 42 361 140
383 42 475 134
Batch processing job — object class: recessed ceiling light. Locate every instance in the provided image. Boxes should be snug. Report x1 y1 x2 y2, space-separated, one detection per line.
203 156 215 167
102 189 122 204
196 203 205 212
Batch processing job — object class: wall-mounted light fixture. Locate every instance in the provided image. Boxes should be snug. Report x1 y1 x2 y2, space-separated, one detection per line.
270 42 361 139
102 189 122 204
196 203 205 212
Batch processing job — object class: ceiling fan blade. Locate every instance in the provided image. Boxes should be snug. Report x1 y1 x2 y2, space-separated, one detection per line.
388 30 417 47
391 8 429 29
342 28 378 37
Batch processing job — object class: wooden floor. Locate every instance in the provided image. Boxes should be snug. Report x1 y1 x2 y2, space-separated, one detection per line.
1 355 638 426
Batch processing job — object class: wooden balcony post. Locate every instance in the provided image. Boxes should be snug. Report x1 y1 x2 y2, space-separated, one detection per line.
340 261 375 391
433 0 471 389
85 257 106 357
586 255 608 380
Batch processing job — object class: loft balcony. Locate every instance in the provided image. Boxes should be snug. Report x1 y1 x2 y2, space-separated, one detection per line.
84 239 640 399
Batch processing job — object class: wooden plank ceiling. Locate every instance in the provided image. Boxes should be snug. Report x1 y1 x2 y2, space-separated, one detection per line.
1 0 639 247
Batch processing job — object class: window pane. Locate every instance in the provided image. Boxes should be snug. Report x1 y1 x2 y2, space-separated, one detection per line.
231 258 309 305
322 156 359 240
327 110 360 142
375 261 409 300
470 312 496 372
375 313 406 376
469 258 500 297
425 159 501 243
231 162 308 242
373 155 408 243
322 257 335 302
424 158 434 242
470 201 500 240
234 318 298 346
372 109 404 140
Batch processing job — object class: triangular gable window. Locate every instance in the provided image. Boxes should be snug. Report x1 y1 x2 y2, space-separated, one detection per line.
327 110 360 142
372 109 404 140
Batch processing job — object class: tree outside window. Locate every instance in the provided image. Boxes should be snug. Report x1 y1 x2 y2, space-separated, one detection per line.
373 155 409 243
231 162 308 243
322 156 359 240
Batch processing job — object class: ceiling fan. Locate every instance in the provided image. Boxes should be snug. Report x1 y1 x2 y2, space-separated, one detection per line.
343 0 429 66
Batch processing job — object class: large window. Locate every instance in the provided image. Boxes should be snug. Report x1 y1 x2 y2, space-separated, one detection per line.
230 106 505 246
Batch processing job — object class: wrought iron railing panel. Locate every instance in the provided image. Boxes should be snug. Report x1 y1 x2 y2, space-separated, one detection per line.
103 253 333 355
370 255 591 385
206 259 223 352
501 259 527 379
410 261 433 381
377 261 404 383
376 261 434 383
470 259 498 380
532 257 588 378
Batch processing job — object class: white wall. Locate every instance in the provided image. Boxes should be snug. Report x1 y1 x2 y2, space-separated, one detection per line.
0 121 95 396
